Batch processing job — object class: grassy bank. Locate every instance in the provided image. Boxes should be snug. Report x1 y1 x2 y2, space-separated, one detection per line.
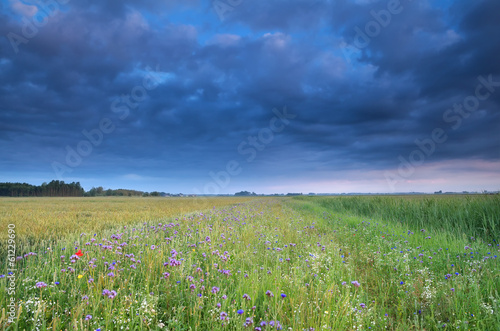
294 195 500 240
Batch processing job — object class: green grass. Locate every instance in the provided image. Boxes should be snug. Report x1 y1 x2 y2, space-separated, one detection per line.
295 194 500 240
0 196 498 330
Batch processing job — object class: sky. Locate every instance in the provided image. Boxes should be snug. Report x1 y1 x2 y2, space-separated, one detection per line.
0 0 499 194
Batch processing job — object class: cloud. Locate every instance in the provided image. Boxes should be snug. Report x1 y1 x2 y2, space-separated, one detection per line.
0 0 498 193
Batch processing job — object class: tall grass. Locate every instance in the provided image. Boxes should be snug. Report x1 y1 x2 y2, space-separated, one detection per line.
295 195 500 240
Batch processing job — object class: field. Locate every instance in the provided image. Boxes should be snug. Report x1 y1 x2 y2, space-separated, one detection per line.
0 195 499 330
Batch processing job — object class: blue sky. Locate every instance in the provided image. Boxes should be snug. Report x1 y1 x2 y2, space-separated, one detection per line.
0 0 499 194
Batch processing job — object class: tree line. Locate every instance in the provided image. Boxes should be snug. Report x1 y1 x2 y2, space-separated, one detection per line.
0 181 84 197
0 181 159 197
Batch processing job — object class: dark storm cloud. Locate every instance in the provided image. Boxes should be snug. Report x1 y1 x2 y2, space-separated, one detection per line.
0 0 498 192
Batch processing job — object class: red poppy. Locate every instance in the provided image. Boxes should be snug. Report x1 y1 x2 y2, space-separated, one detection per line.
76 249 83 257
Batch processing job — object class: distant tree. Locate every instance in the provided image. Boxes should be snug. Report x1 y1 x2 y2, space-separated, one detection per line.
235 191 257 196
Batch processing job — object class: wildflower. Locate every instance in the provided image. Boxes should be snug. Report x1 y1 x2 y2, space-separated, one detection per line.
217 302 221 308
281 293 286 298
163 272 170 279
212 286 220 294
76 249 83 257
88 278 94 283
400 281 404 285
451 288 455 292
351 281 360 287
222 295 228 300
84 314 92 321
220 312 228 320
360 303 366 308
55 281 60 285
237 309 244 315
78 274 83 279
36 282 47 288
243 293 251 300
265 290 274 297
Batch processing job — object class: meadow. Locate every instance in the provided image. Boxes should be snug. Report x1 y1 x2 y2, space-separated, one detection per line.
0 197 256 255
0 195 499 330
